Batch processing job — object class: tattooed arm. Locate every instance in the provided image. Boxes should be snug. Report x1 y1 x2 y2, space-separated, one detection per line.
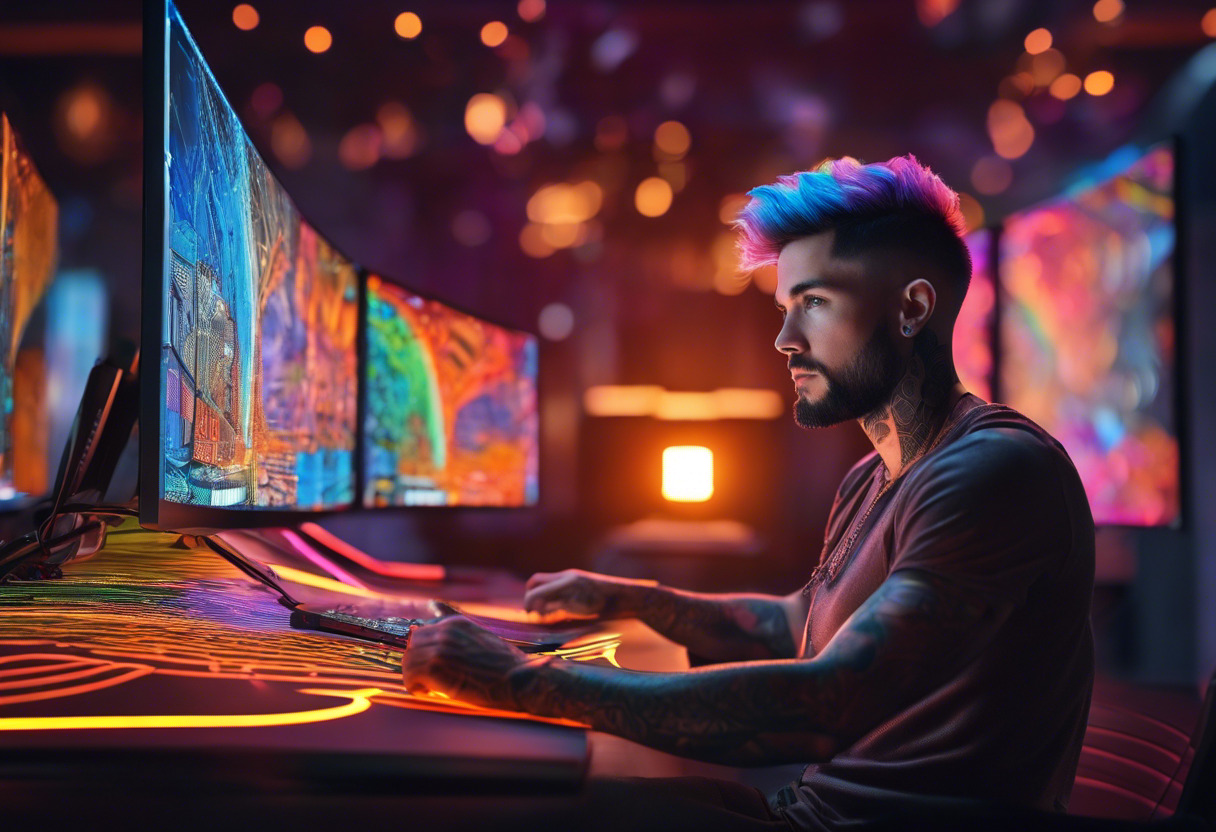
405 569 1010 766
524 569 806 662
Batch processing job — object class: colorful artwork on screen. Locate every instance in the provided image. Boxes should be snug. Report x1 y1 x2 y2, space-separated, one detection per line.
0 113 58 502
956 228 995 402
160 3 357 510
364 276 539 508
1000 145 1178 526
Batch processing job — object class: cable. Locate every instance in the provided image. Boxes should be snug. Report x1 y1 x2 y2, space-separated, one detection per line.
0 520 103 582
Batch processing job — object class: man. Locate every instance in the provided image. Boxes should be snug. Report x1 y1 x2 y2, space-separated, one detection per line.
402 156 1095 831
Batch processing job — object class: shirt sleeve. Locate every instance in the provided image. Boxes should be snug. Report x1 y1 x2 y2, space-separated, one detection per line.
890 427 1071 607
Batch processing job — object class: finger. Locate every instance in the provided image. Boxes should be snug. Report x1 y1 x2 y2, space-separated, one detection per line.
401 654 431 696
522 587 545 613
524 572 558 592
524 586 570 615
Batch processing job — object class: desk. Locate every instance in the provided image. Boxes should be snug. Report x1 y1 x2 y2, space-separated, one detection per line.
0 526 802 826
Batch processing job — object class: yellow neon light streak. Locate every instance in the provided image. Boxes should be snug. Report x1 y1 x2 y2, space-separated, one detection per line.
0 686 382 732
269 563 386 599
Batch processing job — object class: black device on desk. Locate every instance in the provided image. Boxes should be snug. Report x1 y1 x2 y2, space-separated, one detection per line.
190 527 593 653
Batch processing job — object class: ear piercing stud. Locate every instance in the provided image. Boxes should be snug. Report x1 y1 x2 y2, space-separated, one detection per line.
902 325 914 336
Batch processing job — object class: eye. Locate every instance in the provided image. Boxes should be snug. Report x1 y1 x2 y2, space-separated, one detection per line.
804 295 825 308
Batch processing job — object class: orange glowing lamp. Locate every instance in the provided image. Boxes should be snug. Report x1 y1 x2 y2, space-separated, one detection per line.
661 446 713 503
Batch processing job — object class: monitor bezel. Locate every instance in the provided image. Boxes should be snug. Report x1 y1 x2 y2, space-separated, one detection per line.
358 269 542 513
140 0 360 534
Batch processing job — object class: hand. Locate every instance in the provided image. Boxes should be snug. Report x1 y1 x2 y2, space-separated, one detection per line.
401 616 529 710
523 569 653 618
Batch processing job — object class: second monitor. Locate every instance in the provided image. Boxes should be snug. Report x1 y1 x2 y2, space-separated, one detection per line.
363 275 539 509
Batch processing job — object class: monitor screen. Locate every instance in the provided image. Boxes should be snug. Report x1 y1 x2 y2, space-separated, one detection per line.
363 275 539 508
142 0 357 531
955 228 995 402
999 144 1178 527
0 113 58 506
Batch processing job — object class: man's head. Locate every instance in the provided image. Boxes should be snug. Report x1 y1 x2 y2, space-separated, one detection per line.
734 156 970 429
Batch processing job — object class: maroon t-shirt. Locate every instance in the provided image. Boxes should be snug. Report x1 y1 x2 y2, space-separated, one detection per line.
779 395 1095 831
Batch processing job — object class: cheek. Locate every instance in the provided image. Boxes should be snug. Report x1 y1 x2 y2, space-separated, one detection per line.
814 315 870 364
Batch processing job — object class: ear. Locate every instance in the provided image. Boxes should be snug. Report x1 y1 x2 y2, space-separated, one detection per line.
899 279 936 338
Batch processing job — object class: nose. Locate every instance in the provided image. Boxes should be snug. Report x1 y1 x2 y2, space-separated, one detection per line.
774 313 807 355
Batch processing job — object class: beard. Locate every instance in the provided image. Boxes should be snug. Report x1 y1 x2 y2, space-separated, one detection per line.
792 324 903 429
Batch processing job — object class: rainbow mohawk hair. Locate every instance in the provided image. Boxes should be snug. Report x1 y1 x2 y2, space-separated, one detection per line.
734 155 967 271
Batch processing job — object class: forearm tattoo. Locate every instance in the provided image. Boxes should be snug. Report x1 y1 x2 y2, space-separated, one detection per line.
631 587 798 662
513 571 999 767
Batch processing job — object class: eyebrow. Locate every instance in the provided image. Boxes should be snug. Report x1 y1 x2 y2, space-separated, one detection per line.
775 278 849 307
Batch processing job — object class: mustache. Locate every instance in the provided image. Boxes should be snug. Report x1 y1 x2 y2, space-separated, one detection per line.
788 356 828 374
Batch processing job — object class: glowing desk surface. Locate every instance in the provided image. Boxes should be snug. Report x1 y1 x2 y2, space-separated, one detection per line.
0 528 617 790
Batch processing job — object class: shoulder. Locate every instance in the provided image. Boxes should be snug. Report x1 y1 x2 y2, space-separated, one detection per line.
900 409 1074 520
921 404 1068 484
837 450 882 499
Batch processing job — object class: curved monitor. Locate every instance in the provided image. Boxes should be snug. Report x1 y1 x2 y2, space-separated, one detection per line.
142 0 358 533
999 144 1179 527
0 113 59 508
363 275 539 508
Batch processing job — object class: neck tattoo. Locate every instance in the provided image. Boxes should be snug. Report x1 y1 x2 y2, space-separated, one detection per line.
862 328 959 475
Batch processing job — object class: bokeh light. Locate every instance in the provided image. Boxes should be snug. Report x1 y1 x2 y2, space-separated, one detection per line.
1029 49 1066 87
481 21 509 48
338 124 381 170
377 101 420 158
971 156 1013 195
540 222 586 248
64 86 103 138
1203 8 1216 37
1093 0 1124 23
719 193 748 225
55 82 117 164
1024 28 1052 55
232 4 259 31
751 264 778 295
395 12 422 39
518 0 546 22
465 93 508 144
658 161 687 192
250 82 282 119
527 181 602 225
987 99 1035 159
635 177 674 217
270 112 311 168
957 192 985 231
999 72 1037 99
1085 70 1115 96
1050 73 1083 100
654 120 691 158
304 26 332 53
916 0 961 27
713 232 748 295
519 223 555 258
538 303 575 341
